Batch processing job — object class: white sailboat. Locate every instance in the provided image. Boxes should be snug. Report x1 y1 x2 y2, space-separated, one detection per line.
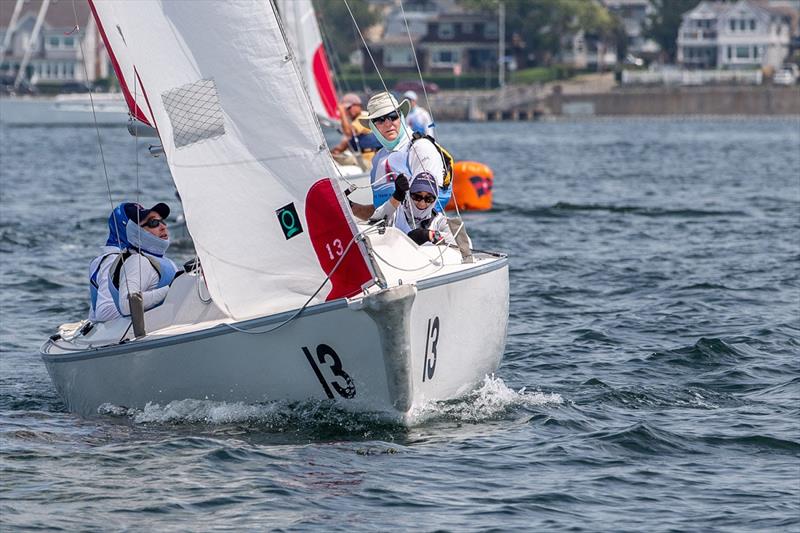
40 0 509 424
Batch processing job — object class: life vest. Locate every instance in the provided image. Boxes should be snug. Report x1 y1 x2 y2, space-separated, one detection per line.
89 251 119 314
409 132 453 189
108 249 177 316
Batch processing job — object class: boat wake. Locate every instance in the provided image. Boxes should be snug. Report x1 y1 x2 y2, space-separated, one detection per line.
409 375 563 424
96 376 563 431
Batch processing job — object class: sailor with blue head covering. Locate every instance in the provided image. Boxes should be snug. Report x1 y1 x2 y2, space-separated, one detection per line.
88 202 177 322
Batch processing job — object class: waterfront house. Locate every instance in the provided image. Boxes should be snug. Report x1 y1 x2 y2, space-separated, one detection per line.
0 0 109 88
602 0 661 60
365 0 499 76
677 0 793 70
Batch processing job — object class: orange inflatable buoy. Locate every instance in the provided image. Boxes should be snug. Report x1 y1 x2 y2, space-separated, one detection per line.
445 161 493 211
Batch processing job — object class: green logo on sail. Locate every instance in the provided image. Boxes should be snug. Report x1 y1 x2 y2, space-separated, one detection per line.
276 202 303 240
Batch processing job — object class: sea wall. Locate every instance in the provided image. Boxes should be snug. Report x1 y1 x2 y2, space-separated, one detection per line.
549 86 800 117
430 85 800 120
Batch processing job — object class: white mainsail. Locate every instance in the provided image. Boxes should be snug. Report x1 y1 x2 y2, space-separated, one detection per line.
276 0 339 122
89 0 374 319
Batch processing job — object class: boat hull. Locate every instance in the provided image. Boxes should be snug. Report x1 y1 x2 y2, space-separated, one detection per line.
41 257 508 422
0 95 128 126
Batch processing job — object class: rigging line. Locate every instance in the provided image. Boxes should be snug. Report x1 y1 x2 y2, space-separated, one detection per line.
398 0 436 129
316 11 347 95
71 0 135 306
394 1 463 222
343 0 440 232
396 1 463 223
222 226 382 336
343 0 392 99
133 68 142 291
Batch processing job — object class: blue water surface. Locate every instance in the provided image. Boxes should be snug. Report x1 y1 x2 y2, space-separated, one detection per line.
1 117 799 531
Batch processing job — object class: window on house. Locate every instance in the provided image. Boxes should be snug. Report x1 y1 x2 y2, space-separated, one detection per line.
64 37 74 48
438 23 454 39
431 49 460 66
749 19 755 31
484 22 498 39
727 46 732 59
753 45 759 58
384 46 414 67
730 20 736 31
48 36 60 48
736 46 749 58
739 19 746 31
462 22 474 35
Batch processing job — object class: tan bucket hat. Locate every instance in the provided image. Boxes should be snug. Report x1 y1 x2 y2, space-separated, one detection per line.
358 92 411 128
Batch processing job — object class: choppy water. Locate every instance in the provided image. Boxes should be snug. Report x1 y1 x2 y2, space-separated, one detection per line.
1 118 799 531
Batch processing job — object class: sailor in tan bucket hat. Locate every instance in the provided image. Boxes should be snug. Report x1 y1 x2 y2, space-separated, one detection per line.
348 91 448 227
357 92 411 133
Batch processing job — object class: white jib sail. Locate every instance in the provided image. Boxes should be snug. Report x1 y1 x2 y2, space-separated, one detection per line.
90 0 371 320
276 0 339 121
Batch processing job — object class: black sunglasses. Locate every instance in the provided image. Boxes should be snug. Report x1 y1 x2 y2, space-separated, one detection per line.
372 112 399 125
410 192 436 204
141 218 167 228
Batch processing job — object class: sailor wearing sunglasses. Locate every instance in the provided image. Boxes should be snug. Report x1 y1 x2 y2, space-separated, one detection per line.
349 92 447 222
88 202 178 322
369 172 455 246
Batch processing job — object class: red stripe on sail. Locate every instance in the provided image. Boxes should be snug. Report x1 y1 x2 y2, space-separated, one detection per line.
311 45 339 120
305 178 372 301
88 0 152 126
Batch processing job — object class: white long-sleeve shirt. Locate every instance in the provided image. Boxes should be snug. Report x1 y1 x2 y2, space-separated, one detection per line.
116 254 173 316
371 135 445 188
89 249 174 321
370 201 455 245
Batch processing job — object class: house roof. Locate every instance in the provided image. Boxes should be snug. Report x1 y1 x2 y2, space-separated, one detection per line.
0 0 91 30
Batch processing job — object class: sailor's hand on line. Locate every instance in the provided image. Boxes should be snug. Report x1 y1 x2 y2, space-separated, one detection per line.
392 174 410 202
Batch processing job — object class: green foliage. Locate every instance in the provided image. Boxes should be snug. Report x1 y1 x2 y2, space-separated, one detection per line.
458 0 619 66
338 72 503 91
336 65 575 91
643 0 701 63
509 65 575 84
313 0 379 64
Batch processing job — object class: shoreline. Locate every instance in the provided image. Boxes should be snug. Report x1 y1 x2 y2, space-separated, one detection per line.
428 76 800 120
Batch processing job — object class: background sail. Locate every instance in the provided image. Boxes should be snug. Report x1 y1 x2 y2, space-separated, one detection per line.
90 0 373 320
88 1 153 125
276 0 339 122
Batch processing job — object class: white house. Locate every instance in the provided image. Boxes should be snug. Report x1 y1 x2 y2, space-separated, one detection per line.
0 0 109 86
678 0 793 69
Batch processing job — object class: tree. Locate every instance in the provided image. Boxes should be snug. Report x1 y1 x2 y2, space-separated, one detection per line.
643 0 701 63
458 0 618 67
313 0 379 65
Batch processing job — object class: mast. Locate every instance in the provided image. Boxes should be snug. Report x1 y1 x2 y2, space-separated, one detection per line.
498 1 505 88
14 0 51 89
0 0 24 68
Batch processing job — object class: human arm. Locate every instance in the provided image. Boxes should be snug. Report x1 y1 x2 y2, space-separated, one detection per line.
338 104 355 138
407 214 455 246
117 255 169 316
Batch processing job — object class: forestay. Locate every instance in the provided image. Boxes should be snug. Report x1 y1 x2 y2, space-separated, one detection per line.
276 0 339 122
89 0 374 319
